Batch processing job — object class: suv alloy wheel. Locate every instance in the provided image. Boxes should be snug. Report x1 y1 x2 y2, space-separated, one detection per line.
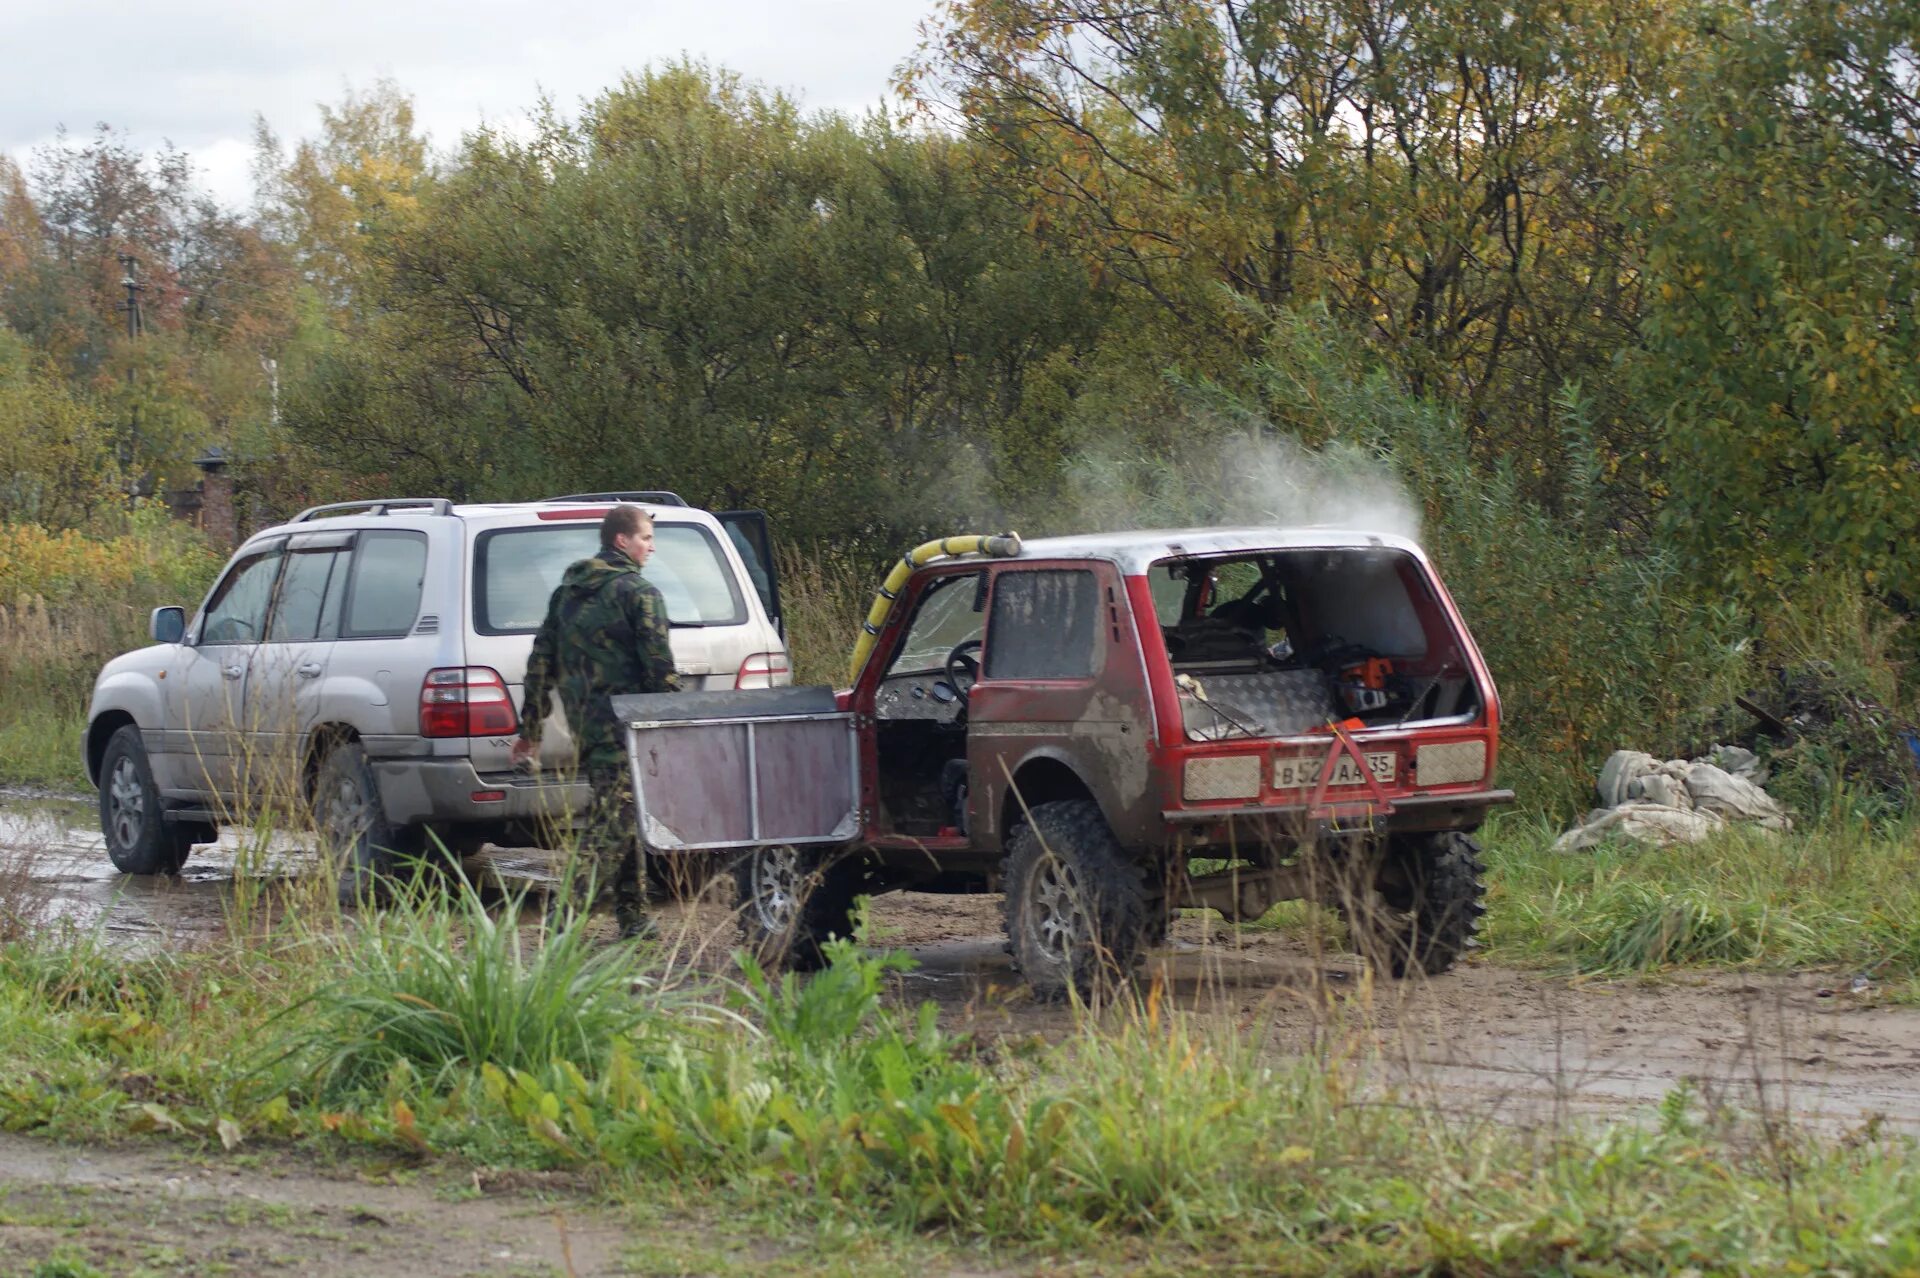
99 725 211 874
733 843 867 970
314 741 426 906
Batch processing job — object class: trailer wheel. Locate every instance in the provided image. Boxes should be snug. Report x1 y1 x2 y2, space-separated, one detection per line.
734 844 868 971
1343 830 1486 977
1003 799 1150 1000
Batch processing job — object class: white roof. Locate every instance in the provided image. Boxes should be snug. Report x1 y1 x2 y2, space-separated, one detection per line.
1011 526 1427 575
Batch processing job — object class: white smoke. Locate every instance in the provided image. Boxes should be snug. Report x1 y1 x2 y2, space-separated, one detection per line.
1056 427 1423 542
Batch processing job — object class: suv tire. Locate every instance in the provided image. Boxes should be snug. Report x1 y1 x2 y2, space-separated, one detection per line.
314 741 424 907
734 843 866 970
99 725 208 874
1003 799 1150 1000
1344 831 1486 977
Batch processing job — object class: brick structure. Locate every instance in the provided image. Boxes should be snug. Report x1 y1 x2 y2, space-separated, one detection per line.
194 447 237 549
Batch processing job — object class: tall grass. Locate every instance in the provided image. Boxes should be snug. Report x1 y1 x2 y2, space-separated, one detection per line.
1482 814 1920 980
0 508 221 789
4 900 1920 1272
776 544 877 688
267 884 703 1098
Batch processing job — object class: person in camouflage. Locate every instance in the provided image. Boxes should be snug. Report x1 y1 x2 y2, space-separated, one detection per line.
510 505 680 939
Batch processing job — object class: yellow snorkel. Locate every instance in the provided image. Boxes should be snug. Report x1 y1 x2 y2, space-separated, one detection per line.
847 533 1022 684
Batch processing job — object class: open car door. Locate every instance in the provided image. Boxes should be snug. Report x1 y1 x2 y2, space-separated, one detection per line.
612 686 859 853
716 509 782 637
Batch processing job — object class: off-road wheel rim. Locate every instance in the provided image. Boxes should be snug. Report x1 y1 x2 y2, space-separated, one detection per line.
747 844 803 934
1030 849 1090 966
107 755 145 850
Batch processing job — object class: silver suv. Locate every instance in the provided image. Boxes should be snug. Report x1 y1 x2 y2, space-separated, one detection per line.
84 494 788 896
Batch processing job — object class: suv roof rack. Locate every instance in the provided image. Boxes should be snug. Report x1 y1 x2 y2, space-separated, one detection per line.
546 491 689 507
291 498 455 522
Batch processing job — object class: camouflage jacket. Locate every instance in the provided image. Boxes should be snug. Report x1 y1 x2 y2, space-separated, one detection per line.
520 548 681 767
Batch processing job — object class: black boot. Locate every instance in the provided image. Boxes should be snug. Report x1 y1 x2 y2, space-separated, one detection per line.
543 892 584 935
613 907 658 943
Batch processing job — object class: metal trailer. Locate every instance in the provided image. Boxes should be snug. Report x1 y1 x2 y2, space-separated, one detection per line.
613 686 860 855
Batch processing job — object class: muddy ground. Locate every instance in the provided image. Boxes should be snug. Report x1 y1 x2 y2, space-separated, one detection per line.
5 790 1920 1273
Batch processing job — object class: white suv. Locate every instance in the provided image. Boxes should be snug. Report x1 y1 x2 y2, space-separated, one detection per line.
84 494 789 896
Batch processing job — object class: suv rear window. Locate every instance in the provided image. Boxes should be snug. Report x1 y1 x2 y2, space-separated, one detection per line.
473 523 747 634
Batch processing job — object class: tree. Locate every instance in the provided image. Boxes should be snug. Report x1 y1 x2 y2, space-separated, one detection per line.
289 65 1109 542
255 79 430 311
911 0 1684 502
1639 0 1920 601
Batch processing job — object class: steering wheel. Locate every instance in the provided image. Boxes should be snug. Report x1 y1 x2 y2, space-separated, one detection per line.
944 638 984 702
205 616 256 644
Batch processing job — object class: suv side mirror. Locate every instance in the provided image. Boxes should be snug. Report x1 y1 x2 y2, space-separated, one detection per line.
150 606 186 644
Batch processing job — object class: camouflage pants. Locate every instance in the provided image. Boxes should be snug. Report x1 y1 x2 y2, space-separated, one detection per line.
562 763 647 925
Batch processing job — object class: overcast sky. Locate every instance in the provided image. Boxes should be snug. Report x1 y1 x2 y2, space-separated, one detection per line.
2 0 937 210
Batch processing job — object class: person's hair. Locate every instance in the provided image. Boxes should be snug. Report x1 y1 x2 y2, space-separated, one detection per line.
599 504 653 551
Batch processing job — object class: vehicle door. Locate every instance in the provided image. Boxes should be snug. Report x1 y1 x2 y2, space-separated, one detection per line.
169 540 284 799
242 529 352 806
966 563 1134 844
716 509 782 637
324 528 433 746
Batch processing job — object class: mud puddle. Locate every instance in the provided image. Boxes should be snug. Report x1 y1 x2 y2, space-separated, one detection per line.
0 791 314 949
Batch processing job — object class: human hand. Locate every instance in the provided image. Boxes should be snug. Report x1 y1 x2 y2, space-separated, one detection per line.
509 736 537 768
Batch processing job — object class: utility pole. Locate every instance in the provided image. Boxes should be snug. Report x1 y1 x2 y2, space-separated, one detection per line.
118 252 145 342
117 253 146 489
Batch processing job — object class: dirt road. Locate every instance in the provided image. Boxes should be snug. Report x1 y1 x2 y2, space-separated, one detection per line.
8 789 1920 1136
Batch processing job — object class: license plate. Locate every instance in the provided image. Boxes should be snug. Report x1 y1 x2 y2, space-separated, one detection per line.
1273 751 1397 789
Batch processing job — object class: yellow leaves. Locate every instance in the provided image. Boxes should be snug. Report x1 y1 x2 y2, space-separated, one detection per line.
1277 1145 1315 1166
390 1098 430 1153
1826 370 1839 394
0 524 137 601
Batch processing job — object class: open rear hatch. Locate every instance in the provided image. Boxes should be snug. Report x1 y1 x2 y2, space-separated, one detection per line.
1154 545 1496 820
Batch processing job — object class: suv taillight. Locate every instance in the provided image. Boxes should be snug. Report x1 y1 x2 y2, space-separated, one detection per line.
734 651 790 689
419 667 519 738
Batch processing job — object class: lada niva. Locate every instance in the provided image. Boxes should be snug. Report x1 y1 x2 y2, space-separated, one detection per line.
622 527 1511 998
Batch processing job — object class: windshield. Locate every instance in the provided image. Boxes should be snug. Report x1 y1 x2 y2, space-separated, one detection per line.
474 522 747 633
889 573 983 674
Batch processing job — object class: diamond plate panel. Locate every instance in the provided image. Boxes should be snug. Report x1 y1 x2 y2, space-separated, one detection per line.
1415 740 1486 786
1183 754 1263 801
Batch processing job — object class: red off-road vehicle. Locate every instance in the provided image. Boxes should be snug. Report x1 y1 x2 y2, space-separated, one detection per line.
616 527 1510 997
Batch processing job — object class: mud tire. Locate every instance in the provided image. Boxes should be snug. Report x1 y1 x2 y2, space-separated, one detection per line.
314 741 425 907
1003 799 1150 1000
1345 830 1486 977
99 725 205 875
734 844 869 971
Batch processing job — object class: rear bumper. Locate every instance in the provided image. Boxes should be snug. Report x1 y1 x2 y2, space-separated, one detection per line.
1162 789 1515 836
371 759 591 827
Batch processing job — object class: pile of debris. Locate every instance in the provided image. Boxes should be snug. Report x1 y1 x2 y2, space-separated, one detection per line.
1554 746 1793 852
